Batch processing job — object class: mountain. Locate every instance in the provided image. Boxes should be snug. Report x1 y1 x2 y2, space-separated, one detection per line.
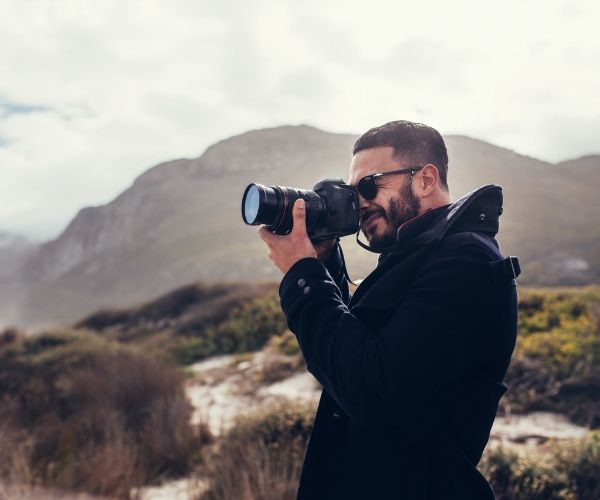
0 232 35 326
1 125 599 328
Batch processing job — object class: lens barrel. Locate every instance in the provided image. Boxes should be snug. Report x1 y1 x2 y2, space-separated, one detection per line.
241 183 325 235
242 183 280 225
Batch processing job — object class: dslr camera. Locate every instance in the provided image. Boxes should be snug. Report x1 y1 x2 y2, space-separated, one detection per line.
241 178 360 242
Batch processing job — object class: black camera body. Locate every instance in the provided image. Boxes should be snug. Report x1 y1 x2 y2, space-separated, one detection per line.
242 178 360 242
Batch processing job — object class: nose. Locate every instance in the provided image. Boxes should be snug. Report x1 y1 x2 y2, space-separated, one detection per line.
358 193 371 211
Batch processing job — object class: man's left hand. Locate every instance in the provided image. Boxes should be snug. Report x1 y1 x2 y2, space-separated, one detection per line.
258 199 317 274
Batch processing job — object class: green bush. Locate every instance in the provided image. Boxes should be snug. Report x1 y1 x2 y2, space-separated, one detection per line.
216 292 288 352
168 291 287 365
503 287 600 426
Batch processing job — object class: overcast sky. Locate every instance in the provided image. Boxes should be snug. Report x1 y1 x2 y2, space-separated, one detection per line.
1 0 598 240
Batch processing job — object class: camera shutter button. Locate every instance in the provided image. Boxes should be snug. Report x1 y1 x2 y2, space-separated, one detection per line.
297 278 306 288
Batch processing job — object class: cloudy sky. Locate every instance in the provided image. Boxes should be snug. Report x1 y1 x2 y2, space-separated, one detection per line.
1 0 598 240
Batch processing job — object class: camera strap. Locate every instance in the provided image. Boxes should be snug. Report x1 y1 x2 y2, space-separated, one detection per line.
337 238 360 287
354 230 396 254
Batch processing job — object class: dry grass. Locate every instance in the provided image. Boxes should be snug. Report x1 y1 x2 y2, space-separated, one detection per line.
199 400 314 500
480 432 600 500
0 422 35 498
0 329 211 498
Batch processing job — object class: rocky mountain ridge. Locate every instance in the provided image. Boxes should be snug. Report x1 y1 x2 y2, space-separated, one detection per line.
1 124 599 328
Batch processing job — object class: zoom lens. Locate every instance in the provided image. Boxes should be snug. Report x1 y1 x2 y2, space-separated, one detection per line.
242 184 260 224
241 183 280 226
241 183 325 235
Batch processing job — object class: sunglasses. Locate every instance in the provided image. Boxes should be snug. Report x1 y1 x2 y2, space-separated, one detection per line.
353 165 425 200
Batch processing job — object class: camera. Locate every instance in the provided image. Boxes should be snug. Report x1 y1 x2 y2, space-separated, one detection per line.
241 178 360 242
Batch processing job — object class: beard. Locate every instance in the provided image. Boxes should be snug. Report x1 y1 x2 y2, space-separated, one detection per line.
363 179 421 250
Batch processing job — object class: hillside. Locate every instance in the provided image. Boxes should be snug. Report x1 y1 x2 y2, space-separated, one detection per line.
1 282 599 498
1 125 599 327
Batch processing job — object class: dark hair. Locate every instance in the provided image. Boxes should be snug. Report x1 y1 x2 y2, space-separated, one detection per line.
353 120 449 191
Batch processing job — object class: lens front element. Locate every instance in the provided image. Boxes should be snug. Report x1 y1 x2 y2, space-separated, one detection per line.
243 184 260 224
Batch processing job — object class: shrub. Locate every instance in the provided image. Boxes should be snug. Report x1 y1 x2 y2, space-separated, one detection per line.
269 330 301 357
480 433 600 499
0 329 209 498
200 400 315 500
255 355 303 385
215 292 287 353
0 422 34 495
502 288 600 427
0 326 21 347
556 432 600 499
481 447 570 499
168 292 287 365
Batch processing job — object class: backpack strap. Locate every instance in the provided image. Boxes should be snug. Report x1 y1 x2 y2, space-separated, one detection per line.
490 255 521 281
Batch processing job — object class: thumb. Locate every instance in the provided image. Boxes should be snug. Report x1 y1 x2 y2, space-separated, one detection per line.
292 198 307 236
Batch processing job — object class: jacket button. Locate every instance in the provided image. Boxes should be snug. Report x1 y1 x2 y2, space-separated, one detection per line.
303 286 311 294
297 278 306 288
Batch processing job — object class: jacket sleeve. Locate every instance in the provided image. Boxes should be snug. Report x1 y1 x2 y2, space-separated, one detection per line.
279 244 499 428
320 239 352 305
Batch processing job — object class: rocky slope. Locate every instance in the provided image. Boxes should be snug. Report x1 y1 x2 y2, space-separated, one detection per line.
1 125 599 328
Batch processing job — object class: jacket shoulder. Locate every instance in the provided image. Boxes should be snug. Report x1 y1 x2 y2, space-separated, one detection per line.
433 231 503 260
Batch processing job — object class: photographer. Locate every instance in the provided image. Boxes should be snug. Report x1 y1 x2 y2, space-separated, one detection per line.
257 120 519 500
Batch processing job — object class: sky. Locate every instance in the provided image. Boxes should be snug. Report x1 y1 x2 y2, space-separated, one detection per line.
1 0 599 241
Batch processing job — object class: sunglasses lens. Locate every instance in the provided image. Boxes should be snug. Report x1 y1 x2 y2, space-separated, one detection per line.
357 177 377 200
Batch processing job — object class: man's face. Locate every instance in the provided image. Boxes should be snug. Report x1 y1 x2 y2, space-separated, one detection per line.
348 146 422 250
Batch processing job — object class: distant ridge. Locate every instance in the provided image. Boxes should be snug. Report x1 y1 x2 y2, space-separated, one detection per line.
1 125 599 328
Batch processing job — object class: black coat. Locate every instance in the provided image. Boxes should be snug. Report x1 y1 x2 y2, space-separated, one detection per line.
278 185 520 499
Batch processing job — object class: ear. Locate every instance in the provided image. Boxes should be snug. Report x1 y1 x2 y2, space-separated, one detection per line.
416 164 440 196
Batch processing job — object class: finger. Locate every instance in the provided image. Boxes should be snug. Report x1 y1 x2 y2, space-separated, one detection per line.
257 225 275 243
291 198 307 237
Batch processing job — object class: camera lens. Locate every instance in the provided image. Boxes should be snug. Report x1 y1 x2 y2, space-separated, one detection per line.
243 184 260 224
242 179 357 239
241 183 280 226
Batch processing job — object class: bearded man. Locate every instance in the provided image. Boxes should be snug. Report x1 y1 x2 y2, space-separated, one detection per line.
258 120 520 500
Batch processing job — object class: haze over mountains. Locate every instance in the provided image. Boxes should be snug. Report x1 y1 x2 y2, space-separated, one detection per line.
1 125 599 328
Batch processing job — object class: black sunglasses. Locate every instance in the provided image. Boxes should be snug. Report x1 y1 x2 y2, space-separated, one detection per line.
353 165 425 200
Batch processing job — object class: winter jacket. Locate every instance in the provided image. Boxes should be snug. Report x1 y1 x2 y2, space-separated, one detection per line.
278 184 520 499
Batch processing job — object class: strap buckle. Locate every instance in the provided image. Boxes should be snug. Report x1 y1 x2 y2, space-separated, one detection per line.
507 256 521 278
490 256 521 283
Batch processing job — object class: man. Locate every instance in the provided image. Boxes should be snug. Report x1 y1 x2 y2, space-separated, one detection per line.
258 120 519 499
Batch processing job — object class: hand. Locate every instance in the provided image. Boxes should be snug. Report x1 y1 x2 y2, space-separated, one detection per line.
258 199 317 274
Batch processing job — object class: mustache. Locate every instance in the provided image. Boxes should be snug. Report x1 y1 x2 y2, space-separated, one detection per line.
360 208 385 224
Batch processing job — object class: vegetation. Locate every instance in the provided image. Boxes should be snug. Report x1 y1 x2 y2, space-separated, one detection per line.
0 329 210 498
228 331 306 387
76 282 287 366
2 281 598 497
199 400 314 500
169 291 288 365
195 400 599 500
73 282 600 427
502 287 600 427
480 433 600 500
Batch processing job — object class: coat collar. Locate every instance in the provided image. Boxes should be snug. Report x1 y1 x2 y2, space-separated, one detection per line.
386 184 504 258
353 184 505 308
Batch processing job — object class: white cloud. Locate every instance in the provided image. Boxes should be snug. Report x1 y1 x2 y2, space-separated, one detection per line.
0 0 598 239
